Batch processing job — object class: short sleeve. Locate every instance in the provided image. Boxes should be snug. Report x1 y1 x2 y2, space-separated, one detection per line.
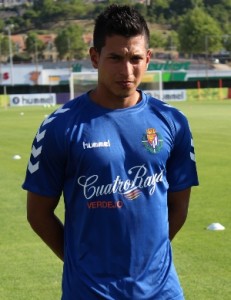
22 113 67 197
166 112 199 192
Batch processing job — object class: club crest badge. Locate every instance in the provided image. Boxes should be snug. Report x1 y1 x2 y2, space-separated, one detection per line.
142 128 163 153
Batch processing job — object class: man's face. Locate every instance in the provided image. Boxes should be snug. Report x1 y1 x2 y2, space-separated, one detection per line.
90 34 151 107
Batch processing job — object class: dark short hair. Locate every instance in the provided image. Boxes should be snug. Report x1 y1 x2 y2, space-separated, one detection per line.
93 4 150 52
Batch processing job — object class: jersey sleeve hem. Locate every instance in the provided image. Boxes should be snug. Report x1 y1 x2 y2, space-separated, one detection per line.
168 180 199 193
22 183 62 198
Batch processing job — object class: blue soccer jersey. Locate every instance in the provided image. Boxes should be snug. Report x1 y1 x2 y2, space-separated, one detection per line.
23 91 199 300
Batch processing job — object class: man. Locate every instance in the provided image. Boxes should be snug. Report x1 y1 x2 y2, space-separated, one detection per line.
23 4 199 300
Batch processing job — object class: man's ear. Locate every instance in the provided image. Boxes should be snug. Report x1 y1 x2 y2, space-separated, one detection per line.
89 47 99 69
146 49 152 66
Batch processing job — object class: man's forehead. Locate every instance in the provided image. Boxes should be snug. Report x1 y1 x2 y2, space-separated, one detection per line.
103 35 148 52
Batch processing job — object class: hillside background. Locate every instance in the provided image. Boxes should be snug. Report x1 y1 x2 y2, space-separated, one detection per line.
0 0 231 63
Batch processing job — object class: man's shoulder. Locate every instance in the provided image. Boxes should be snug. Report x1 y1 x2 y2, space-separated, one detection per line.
59 93 87 113
50 94 87 120
38 94 87 136
146 95 187 122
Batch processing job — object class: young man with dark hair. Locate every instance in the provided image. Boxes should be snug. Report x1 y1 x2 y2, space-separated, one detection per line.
23 5 199 299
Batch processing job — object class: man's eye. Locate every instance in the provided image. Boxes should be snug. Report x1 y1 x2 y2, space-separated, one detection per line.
132 56 142 62
110 56 120 60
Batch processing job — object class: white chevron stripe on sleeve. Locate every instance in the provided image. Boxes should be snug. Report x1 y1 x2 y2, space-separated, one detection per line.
31 145 42 158
190 152 195 162
43 116 56 126
36 129 46 142
54 108 70 115
28 161 39 174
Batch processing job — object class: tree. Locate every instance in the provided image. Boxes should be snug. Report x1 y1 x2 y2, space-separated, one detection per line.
165 31 179 51
207 3 231 34
191 0 204 8
170 0 194 15
0 19 4 32
223 35 231 53
149 31 167 49
146 0 171 22
0 34 9 60
25 32 44 61
55 24 87 60
178 7 222 56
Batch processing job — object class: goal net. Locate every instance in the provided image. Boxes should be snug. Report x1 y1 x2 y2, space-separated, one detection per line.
69 70 163 100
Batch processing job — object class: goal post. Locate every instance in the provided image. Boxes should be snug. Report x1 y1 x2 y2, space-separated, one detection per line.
69 71 98 100
69 70 163 100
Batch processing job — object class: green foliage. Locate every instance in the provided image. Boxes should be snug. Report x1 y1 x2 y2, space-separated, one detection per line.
165 30 179 51
150 31 167 49
107 0 132 5
133 3 147 18
178 7 222 54
25 32 44 56
146 0 169 22
149 29 179 51
13 52 32 63
207 2 231 35
32 0 91 23
0 19 4 32
169 0 194 15
223 35 231 53
55 24 87 60
0 34 9 57
38 0 63 22
23 8 40 20
0 1 230 58
191 0 204 7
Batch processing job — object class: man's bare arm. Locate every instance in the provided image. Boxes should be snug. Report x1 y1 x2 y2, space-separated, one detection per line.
27 191 64 261
168 188 191 241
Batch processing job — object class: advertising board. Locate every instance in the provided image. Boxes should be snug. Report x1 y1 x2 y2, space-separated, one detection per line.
145 89 186 101
10 94 56 106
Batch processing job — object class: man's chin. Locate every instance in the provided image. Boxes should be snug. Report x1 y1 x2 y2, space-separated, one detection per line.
115 88 137 99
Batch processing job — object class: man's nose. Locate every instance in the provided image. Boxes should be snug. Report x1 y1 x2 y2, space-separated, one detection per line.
120 60 133 76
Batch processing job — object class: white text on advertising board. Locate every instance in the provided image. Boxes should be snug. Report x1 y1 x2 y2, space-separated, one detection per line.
10 94 56 106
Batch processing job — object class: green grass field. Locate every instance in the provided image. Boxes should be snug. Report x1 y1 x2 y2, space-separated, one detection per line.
0 91 230 299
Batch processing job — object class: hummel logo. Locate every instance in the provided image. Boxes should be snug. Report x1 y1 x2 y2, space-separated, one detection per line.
83 140 111 149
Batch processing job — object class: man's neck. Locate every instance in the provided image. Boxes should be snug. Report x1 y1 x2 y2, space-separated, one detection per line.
89 89 141 109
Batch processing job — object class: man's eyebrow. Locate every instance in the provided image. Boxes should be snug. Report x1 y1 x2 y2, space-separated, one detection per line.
108 52 122 56
107 53 124 59
108 51 144 57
